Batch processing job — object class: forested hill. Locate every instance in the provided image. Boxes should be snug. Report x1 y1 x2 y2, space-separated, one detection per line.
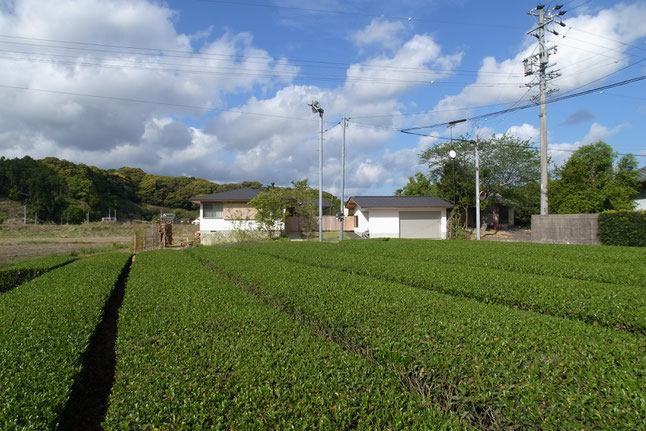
0 156 262 223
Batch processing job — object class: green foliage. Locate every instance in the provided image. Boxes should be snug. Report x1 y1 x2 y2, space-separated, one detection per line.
598 210 646 246
419 134 541 224
0 254 77 293
0 156 259 222
196 243 646 429
242 240 646 333
395 172 438 196
549 142 640 213
0 253 130 429
249 188 289 237
447 208 471 239
105 250 463 429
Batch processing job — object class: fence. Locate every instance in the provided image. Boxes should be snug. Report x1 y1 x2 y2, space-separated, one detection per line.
132 222 174 253
286 216 356 233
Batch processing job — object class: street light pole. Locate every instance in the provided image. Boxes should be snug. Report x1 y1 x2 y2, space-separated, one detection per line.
309 100 324 242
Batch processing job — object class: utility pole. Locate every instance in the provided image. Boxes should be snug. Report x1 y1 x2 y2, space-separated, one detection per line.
309 101 325 242
525 4 566 215
339 117 347 241
23 205 26 225
474 131 480 240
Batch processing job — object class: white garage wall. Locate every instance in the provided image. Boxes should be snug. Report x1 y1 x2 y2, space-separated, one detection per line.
368 209 400 238
354 206 449 239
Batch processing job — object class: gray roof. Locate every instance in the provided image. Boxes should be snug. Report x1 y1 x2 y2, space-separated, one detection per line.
189 187 261 202
346 196 453 209
640 166 646 183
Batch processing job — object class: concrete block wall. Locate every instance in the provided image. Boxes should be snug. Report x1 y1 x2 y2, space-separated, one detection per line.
531 214 600 245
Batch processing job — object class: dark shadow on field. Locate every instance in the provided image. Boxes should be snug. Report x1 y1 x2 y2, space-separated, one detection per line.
57 256 132 430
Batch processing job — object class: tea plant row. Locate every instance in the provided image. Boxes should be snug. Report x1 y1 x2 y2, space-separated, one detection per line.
194 246 646 430
104 250 464 429
241 241 646 334
0 253 130 429
0 254 77 293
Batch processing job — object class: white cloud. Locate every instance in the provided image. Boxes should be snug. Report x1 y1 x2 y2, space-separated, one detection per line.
505 123 539 142
429 3 646 125
549 122 629 166
350 19 407 51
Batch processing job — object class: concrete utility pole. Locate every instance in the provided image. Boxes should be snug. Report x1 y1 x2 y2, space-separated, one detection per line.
474 131 481 241
309 100 325 242
525 4 566 215
339 117 348 241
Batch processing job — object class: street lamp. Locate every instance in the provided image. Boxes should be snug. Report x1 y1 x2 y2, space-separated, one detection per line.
309 100 324 242
449 149 457 205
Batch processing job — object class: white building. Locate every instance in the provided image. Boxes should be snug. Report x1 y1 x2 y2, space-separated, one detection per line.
636 166 646 210
189 188 263 244
346 196 454 239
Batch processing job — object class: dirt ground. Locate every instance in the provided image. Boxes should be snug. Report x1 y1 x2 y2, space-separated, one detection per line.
476 227 532 242
0 222 198 265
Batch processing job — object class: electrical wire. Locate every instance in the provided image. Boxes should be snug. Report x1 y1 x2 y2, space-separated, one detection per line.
197 0 525 29
0 34 525 78
400 74 646 134
0 83 331 123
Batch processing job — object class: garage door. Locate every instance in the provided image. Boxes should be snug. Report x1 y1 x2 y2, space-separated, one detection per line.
399 211 441 239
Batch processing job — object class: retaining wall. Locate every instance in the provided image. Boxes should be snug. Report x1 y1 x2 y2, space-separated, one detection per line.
531 214 600 245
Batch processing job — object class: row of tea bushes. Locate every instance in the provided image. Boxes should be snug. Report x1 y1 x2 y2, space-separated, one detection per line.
195 246 646 430
0 254 77 293
104 250 464 429
0 253 130 429
242 242 646 334
337 239 646 287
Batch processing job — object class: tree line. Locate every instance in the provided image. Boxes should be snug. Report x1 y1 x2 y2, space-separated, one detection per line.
0 156 262 223
397 136 641 227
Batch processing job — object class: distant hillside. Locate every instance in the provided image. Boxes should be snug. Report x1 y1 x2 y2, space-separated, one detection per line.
0 156 262 223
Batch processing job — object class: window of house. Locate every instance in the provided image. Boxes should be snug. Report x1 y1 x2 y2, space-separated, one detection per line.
203 202 223 218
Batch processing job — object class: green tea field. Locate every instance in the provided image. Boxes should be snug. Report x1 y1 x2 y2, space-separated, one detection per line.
1 239 645 429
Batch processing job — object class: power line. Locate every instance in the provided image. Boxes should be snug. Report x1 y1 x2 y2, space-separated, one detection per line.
0 53 526 87
0 34 525 78
198 0 524 29
0 83 330 123
400 74 646 134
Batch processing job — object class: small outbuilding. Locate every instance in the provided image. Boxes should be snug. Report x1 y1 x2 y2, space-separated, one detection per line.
636 166 646 210
346 196 453 239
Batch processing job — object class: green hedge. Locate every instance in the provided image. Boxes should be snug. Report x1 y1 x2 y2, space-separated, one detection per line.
598 210 646 246
0 255 77 293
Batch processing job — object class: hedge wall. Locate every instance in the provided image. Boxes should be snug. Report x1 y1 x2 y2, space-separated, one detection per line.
598 210 646 246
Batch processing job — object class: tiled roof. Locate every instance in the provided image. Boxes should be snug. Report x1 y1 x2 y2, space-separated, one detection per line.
189 187 261 202
346 196 453 209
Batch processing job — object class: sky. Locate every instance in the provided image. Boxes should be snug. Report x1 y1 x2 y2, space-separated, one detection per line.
0 0 645 198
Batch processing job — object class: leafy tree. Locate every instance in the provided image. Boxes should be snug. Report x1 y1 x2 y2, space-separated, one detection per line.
395 172 438 196
549 142 640 213
248 188 288 238
419 134 541 225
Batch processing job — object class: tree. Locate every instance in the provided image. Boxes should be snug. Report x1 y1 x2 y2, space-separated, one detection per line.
419 134 541 225
395 172 438 196
248 188 288 238
549 141 640 213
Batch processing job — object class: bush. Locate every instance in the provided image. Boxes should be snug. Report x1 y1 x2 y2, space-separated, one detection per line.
598 210 646 246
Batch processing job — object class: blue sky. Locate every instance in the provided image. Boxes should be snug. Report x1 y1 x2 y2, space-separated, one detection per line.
0 0 645 197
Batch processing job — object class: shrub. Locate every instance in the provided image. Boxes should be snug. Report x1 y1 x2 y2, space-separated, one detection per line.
598 210 646 246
